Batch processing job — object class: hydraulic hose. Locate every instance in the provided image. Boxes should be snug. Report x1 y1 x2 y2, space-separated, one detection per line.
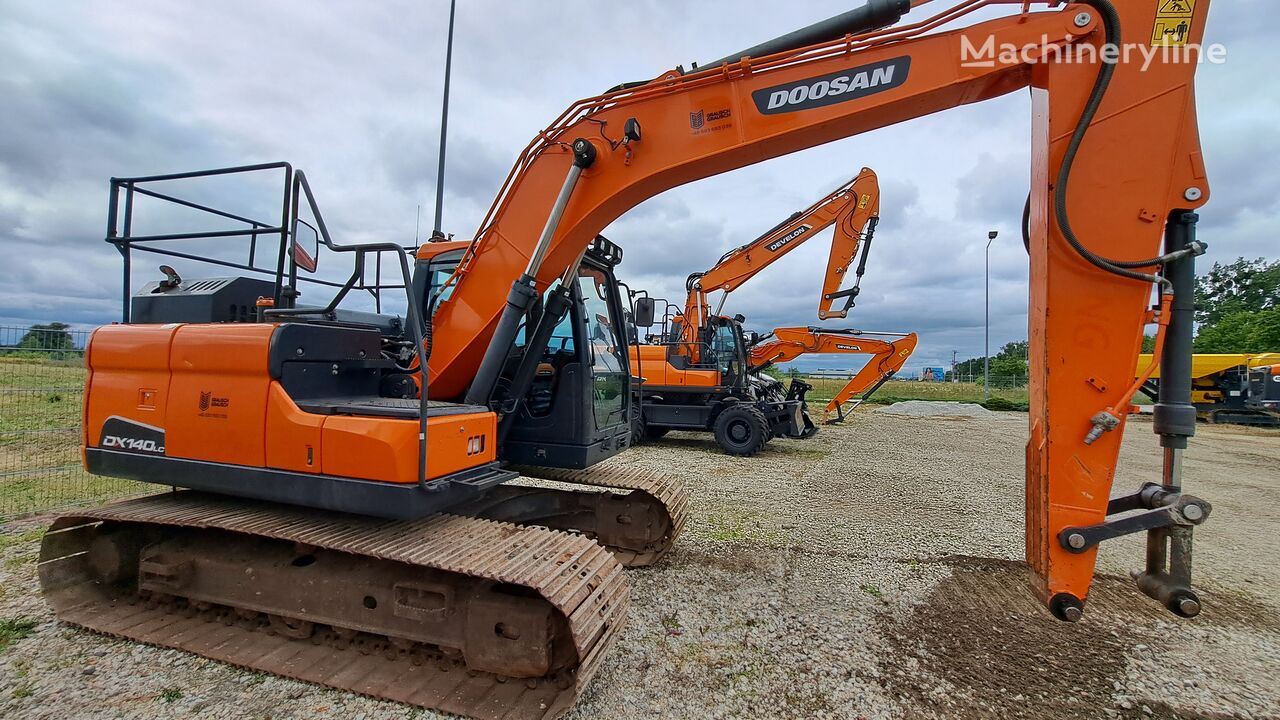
1054 0 1200 287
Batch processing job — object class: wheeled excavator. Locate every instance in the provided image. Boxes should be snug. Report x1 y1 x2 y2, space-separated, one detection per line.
628 168 893 453
748 326 918 422
40 1 1220 718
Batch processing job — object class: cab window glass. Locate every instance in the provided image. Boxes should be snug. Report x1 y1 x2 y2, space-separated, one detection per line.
577 266 626 430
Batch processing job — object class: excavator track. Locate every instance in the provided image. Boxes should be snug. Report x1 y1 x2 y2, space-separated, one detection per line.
459 465 689 567
38 492 628 720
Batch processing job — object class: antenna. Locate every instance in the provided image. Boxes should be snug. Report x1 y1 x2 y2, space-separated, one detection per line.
416 204 421 244
432 0 457 239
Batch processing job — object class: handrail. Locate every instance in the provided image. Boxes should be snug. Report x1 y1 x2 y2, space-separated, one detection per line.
265 170 431 489
106 163 432 489
107 163 294 319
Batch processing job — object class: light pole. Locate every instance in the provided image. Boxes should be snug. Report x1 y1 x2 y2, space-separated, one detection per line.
984 230 998 401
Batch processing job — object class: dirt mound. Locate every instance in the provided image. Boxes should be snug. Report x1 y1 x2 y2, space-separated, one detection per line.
875 400 996 418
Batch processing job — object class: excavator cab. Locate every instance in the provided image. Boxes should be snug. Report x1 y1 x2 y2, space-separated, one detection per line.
704 315 748 389
416 235 634 468
490 244 635 468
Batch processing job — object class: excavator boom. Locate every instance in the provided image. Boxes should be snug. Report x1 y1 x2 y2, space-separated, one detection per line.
749 327 918 421
428 0 1215 619
683 167 881 342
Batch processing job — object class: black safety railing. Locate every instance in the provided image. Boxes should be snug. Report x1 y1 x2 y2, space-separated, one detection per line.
106 162 414 322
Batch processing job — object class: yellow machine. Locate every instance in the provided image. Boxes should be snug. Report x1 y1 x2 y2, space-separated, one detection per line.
1138 353 1280 425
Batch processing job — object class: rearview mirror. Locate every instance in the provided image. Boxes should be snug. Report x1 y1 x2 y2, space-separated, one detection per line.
292 224 319 273
633 297 656 327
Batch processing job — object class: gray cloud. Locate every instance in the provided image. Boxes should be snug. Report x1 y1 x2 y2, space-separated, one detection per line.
0 1 1270 378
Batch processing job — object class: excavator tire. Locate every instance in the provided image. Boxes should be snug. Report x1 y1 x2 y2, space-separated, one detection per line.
39 491 629 720
630 408 648 444
712 404 770 456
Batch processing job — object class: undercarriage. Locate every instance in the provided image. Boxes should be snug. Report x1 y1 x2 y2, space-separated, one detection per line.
41 463 688 719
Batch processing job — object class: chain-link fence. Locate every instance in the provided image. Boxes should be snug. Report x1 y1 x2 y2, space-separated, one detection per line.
0 325 150 521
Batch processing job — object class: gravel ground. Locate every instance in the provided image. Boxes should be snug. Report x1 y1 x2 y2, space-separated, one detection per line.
874 400 995 417
1 409 1277 719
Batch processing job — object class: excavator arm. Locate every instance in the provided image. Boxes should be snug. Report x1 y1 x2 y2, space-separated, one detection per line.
430 0 1214 620
681 168 881 351
749 327 918 421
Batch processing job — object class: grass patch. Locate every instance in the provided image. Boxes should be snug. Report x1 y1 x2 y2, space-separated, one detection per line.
11 683 33 699
1 470 151 521
0 527 45 553
660 612 683 635
699 509 792 545
860 584 883 599
977 396 1029 412
4 552 37 570
0 617 38 652
158 687 184 703
805 379 1029 409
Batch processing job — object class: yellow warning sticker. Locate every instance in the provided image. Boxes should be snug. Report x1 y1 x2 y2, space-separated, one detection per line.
1151 0 1196 46
858 194 870 209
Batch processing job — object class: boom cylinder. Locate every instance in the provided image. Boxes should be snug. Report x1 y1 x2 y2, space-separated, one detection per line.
699 0 910 68
465 139 597 406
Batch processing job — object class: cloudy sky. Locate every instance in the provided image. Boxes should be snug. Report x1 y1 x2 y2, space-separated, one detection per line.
1 1 1275 375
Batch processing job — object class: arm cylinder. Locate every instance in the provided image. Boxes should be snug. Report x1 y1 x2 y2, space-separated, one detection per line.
465 139 597 406
699 0 910 68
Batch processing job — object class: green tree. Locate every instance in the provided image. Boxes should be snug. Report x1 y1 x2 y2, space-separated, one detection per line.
988 354 1028 386
1193 308 1280 353
17 322 74 352
760 365 786 380
1195 257 1280 326
952 341 1028 384
999 340 1028 359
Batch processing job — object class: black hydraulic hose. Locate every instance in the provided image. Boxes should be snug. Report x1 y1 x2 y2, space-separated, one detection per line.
686 271 704 294
1022 193 1031 254
1054 0 1199 286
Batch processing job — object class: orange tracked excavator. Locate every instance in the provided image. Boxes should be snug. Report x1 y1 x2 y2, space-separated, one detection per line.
748 327 918 422
626 168 889 452
41 1 1218 717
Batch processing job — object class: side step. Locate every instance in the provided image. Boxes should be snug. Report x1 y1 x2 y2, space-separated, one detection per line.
39 492 627 720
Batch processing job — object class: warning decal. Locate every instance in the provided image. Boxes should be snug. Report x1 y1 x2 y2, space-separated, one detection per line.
1151 0 1196 47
